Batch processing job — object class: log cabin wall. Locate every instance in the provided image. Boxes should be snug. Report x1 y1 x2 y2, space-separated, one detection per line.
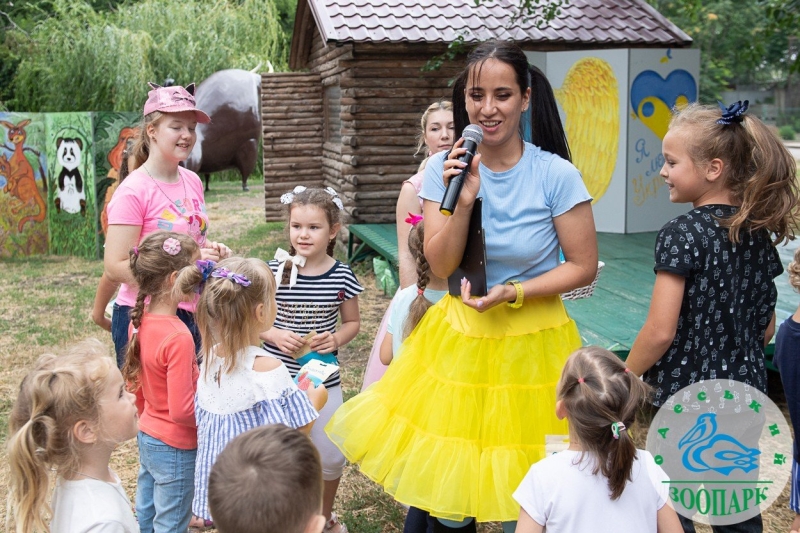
262 72 324 221
276 0 692 225
269 28 458 223
336 43 459 223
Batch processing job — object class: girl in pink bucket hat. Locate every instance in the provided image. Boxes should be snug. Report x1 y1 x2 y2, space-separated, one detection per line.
103 81 228 530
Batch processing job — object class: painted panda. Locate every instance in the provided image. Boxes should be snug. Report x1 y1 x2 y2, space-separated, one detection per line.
55 137 86 215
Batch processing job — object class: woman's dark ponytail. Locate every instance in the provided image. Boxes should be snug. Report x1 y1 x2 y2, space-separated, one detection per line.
452 71 469 140
527 64 571 162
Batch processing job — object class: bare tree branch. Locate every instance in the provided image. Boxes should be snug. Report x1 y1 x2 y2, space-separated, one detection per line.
0 10 31 39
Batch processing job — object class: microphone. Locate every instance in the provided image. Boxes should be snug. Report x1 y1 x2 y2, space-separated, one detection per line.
439 124 483 216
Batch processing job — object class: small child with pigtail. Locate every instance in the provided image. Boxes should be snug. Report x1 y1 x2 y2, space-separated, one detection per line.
513 346 683 533
6 339 139 533
380 214 448 365
122 230 204 533
191 257 327 525
260 186 362 533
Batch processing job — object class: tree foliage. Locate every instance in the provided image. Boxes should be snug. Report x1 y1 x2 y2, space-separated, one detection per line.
423 0 568 72
761 0 800 73
3 0 291 112
646 0 796 101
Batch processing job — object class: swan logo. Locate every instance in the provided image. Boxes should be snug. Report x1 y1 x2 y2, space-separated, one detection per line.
646 379 791 526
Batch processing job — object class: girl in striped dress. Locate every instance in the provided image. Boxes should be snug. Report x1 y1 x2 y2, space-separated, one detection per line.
192 257 328 525
260 186 363 533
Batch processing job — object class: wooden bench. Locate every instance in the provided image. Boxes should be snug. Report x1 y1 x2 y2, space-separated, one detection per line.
347 223 399 286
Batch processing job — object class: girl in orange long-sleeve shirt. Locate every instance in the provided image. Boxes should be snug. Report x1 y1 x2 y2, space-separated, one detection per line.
122 230 204 533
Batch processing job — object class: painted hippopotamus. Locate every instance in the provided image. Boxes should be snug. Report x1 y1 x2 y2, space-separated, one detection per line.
185 69 261 191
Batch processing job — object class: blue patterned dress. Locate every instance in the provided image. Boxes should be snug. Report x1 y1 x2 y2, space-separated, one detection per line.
192 345 318 520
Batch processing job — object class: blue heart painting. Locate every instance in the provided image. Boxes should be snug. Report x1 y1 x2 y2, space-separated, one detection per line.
631 69 697 139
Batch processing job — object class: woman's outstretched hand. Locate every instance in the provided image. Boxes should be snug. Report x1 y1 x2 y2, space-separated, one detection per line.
460 278 512 313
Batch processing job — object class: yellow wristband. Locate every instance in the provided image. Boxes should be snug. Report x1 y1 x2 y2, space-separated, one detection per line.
506 280 523 309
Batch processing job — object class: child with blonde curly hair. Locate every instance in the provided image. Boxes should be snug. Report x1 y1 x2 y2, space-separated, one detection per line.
6 339 139 533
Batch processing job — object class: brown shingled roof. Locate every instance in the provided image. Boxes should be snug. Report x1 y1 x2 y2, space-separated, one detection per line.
303 0 691 47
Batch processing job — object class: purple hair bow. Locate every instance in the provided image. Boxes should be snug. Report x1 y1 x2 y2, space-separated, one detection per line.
195 260 216 293
211 267 251 287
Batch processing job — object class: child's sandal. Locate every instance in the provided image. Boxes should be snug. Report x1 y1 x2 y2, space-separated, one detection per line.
324 512 348 533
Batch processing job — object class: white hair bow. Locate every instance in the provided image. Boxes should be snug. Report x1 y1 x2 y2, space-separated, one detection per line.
279 185 344 211
324 187 344 211
274 247 306 288
280 185 307 205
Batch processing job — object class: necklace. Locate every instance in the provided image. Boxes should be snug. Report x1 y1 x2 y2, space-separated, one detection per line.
70 467 114 483
143 164 187 209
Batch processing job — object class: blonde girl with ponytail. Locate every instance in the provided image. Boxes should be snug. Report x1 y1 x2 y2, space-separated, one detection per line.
7 339 139 533
191 257 327 525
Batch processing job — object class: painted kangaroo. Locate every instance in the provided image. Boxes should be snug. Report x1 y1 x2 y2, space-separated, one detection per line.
0 120 46 232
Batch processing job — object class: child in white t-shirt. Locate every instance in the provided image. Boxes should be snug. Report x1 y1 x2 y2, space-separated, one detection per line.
513 346 683 533
6 340 139 533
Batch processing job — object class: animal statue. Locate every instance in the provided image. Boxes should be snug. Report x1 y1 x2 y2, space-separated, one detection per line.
184 69 261 191
54 137 86 216
0 120 46 231
100 127 138 236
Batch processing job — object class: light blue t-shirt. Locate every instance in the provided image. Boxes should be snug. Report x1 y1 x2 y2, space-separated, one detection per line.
387 284 448 357
419 142 592 288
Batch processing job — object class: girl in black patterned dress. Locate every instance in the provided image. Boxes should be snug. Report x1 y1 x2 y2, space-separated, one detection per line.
627 101 799 533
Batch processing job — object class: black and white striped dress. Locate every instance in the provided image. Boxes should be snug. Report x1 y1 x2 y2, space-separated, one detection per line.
263 260 363 388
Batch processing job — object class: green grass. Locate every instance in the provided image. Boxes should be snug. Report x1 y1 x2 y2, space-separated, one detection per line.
227 220 287 258
341 480 407 533
0 256 103 347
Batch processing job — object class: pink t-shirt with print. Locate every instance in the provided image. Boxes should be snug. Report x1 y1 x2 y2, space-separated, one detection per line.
405 171 424 210
107 166 209 310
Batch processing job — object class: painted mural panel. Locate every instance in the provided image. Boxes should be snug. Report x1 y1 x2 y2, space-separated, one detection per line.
45 113 99 258
626 48 700 232
527 50 630 233
92 112 140 252
0 113 48 258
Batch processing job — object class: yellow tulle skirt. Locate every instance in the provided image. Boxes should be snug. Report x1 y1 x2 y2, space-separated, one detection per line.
326 294 581 522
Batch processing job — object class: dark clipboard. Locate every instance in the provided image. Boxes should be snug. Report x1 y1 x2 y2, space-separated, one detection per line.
448 197 487 297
